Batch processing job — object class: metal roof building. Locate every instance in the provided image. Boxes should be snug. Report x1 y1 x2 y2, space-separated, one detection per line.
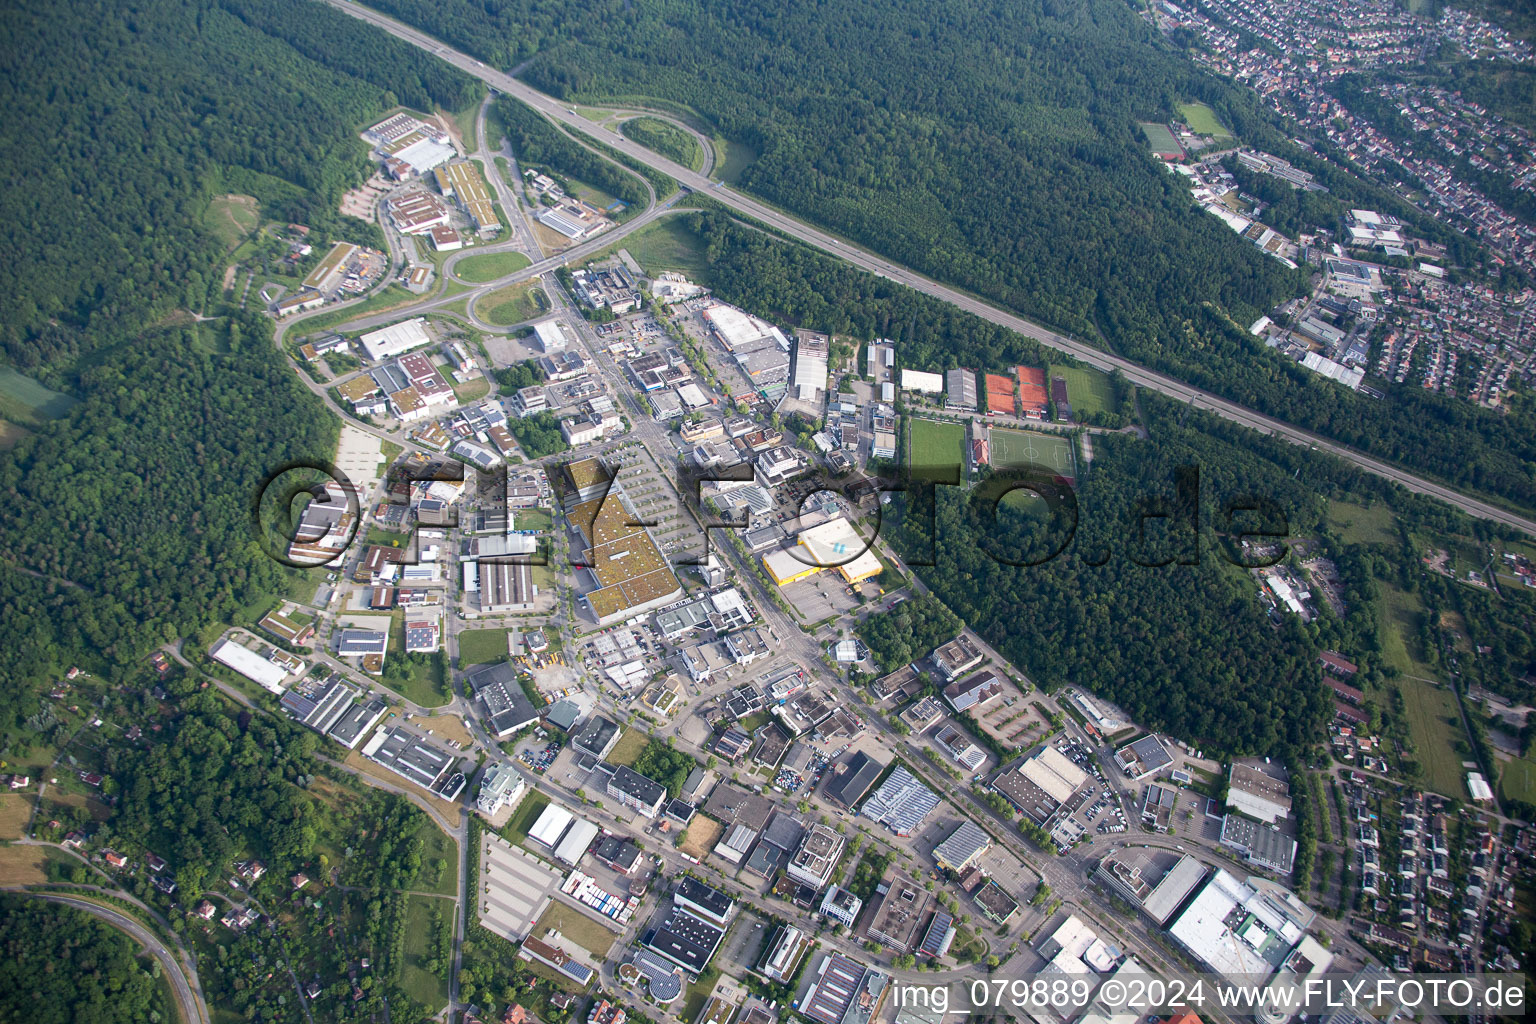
932 819 993 873
861 766 940 837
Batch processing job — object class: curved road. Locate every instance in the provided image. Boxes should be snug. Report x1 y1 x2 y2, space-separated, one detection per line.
4 890 209 1024
323 0 1536 537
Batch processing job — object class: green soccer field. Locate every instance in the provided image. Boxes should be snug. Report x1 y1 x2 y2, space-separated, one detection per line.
1177 101 1232 138
1049 364 1119 417
907 419 966 477
990 428 1076 479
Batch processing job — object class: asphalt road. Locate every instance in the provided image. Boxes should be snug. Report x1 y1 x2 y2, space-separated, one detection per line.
323 0 1536 538
5 889 210 1024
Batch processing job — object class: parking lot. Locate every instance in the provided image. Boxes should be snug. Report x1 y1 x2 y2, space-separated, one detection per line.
478 832 564 942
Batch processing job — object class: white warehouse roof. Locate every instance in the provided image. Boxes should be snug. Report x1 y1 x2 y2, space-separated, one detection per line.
554 819 601 865
359 317 433 361
210 638 289 693
528 804 575 847
900 369 944 393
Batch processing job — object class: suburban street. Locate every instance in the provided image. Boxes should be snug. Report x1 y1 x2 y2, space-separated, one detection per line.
321 0 1536 538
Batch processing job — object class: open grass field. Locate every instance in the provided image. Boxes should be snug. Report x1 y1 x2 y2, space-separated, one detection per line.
203 193 259 251
422 714 475 749
480 281 550 327
1049 364 1119 416
679 816 723 860
415 820 459 896
1397 675 1470 797
1501 756 1536 805
457 628 510 667
515 508 554 533
1378 584 1438 680
0 367 77 425
533 901 619 957
0 845 51 885
906 418 965 477
452 377 491 403
568 178 621 211
401 895 451 1011
455 250 532 283
598 216 713 282
606 729 650 768
0 793 31 840
990 427 1076 480
1178 101 1233 138
1328 499 1397 546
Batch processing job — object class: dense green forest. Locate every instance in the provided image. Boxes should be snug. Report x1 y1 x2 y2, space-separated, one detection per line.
858 594 963 672
0 896 171 1024
0 0 481 738
885 396 1335 755
363 0 1536 511
35 688 453 1022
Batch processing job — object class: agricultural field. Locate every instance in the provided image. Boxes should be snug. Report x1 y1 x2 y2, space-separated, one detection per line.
457 628 511 667
1178 101 1233 138
1049 364 1119 416
989 428 1077 480
480 282 550 327
456 250 532 283
906 418 966 476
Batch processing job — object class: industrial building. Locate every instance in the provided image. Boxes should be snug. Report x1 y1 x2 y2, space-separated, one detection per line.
900 369 944 394
1219 815 1298 875
860 766 940 836
1227 764 1292 824
359 318 433 362
1165 869 1313 982
1092 849 1207 926
932 819 993 873
945 368 977 410
209 638 290 694
1115 734 1175 780
361 726 465 800
789 330 830 403
786 823 846 887
991 745 1090 824
866 874 932 954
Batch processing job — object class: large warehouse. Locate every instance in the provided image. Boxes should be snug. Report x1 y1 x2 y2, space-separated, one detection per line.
359 317 433 362
762 517 882 587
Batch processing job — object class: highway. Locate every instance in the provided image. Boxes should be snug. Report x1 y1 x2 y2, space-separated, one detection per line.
323 0 1536 538
4 889 210 1024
